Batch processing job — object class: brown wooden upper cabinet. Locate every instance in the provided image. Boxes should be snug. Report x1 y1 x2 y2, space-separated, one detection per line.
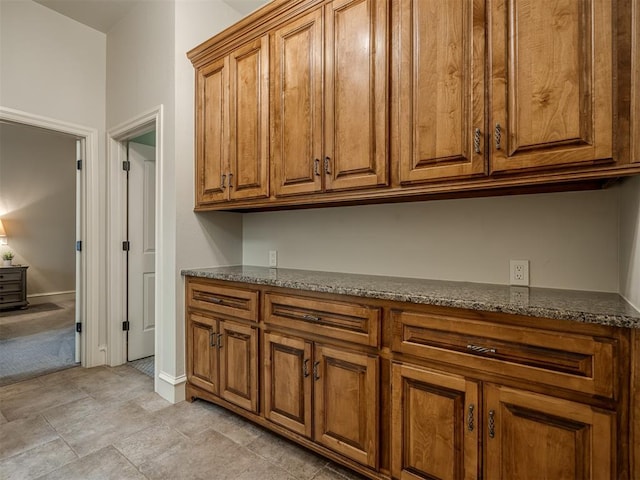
488 0 612 173
272 0 388 197
397 0 613 184
195 36 269 206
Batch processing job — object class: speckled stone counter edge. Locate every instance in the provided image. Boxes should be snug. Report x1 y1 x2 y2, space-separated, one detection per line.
181 266 640 329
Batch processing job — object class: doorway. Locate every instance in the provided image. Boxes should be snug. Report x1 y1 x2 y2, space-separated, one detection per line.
0 121 82 384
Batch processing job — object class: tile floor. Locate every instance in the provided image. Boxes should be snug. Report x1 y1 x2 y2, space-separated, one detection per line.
0 365 366 480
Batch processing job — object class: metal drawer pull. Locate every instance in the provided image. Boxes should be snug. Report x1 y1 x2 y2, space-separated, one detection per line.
314 159 320 176
303 359 310 378
494 123 502 150
217 333 223 348
313 361 320 380
221 174 226 189
302 314 321 322
324 156 331 174
473 128 481 154
488 410 495 438
210 331 216 347
206 296 222 304
467 404 475 431
467 344 496 354
228 173 233 188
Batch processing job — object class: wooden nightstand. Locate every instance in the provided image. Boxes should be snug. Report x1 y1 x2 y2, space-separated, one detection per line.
0 265 28 310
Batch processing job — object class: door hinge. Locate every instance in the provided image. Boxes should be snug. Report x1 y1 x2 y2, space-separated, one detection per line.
76 241 82 252
122 160 131 171
122 241 130 251
122 321 130 331
77 159 82 170
75 322 82 333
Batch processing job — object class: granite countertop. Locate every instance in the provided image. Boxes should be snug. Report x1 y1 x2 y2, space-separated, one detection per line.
181 265 640 329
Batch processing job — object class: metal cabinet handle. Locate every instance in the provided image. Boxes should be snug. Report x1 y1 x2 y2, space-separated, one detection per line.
313 361 320 380
314 159 320 176
302 314 321 322
488 410 495 438
209 330 216 347
217 333 223 348
473 128 481 154
467 344 496 354
206 296 222 304
221 174 226 190
467 404 475 432
324 156 331 175
494 123 502 150
303 359 310 378
228 173 233 188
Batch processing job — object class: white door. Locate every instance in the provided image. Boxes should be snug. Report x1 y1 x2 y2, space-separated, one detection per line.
127 141 156 360
75 139 82 364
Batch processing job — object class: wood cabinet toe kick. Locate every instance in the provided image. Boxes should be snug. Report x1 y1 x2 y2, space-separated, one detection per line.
185 275 639 480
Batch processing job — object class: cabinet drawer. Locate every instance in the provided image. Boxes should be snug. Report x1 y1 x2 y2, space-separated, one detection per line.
392 310 616 398
187 280 258 321
265 294 380 347
0 292 23 304
0 282 21 293
0 271 22 282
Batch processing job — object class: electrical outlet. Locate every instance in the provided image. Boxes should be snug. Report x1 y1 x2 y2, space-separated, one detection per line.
510 260 529 286
269 250 278 267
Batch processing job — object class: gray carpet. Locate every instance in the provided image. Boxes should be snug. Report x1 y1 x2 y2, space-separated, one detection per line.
0 299 77 386
128 355 154 378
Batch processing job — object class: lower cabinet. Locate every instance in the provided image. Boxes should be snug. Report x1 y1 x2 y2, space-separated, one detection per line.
187 312 258 412
392 362 616 480
264 332 379 468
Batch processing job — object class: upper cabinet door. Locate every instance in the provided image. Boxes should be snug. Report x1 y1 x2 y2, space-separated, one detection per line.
228 35 270 200
196 57 229 205
398 0 486 184
490 0 613 173
272 9 324 197
324 0 388 191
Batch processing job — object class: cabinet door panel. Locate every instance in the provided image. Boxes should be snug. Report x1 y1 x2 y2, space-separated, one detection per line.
490 0 612 172
398 0 486 184
219 320 258 412
314 344 378 467
484 384 615 480
187 313 218 394
273 9 324 197
324 0 388 191
196 57 229 205
229 36 269 200
264 332 313 437
392 363 479 480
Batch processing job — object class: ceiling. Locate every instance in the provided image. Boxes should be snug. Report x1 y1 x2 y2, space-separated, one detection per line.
33 0 270 34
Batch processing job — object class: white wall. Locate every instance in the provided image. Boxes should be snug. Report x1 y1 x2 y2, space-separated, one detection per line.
0 0 106 366
619 175 640 309
243 188 621 292
107 0 244 400
0 123 76 296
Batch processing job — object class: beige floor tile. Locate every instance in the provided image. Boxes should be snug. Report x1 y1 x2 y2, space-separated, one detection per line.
0 438 77 480
247 431 328 480
70 368 153 405
41 396 102 430
37 445 147 480
56 401 156 457
37 366 90 387
138 427 254 480
0 415 57 461
113 424 188 467
235 457 298 480
0 381 88 421
130 391 172 413
154 399 222 438
0 377 44 401
325 462 369 479
0 410 7 424
312 467 355 479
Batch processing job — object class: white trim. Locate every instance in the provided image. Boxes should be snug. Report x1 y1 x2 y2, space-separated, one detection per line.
27 290 75 298
157 371 186 404
107 106 163 371
0 106 101 368
158 371 187 385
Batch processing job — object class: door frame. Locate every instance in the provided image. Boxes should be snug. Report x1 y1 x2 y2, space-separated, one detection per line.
107 106 163 374
0 106 100 367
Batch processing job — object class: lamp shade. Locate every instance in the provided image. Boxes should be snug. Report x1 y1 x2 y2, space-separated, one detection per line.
0 219 5 237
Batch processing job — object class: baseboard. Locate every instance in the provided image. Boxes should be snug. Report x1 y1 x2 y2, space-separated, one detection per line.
156 370 186 403
27 290 75 305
